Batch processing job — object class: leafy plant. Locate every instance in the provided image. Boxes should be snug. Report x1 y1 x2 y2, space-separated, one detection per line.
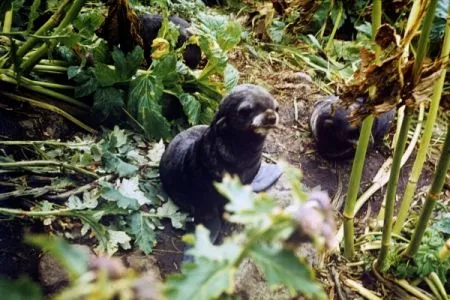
0 127 188 255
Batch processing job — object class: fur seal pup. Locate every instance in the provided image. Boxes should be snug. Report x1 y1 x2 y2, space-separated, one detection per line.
159 84 283 241
138 13 201 69
309 95 395 160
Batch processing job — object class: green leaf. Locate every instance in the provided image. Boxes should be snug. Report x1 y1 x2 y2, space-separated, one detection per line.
128 73 164 116
67 190 99 210
165 259 235 300
199 106 215 124
151 53 178 85
179 93 201 125
128 74 171 139
102 152 138 177
0 277 43 300
93 63 118 87
156 200 188 229
224 64 239 92
434 215 450 234
217 21 241 52
249 246 325 299
101 184 139 210
26 234 89 279
91 39 109 64
186 225 239 261
74 11 105 37
118 176 152 206
93 87 125 121
109 126 128 149
127 212 156 254
102 230 132 255
112 46 144 81
268 19 285 43
27 0 41 33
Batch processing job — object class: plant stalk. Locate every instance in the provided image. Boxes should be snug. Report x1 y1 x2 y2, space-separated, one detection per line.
375 0 439 271
2 9 12 33
324 1 343 53
15 0 71 58
439 238 450 261
375 110 413 271
0 160 99 178
342 0 382 259
393 0 450 235
20 0 86 73
404 123 450 256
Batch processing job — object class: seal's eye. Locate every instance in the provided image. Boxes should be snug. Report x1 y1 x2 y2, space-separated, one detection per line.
275 106 279 113
238 105 252 118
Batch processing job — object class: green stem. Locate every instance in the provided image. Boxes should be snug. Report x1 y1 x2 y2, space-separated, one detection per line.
428 272 448 300
0 160 99 178
372 0 382 62
404 123 450 257
0 207 73 217
324 1 343 53
412 0 439 83
2 92 96 134
342 0 382 260
393 0 450 235
376 110 413 271
15 0 71 58
0 141 94 147
343 115 375 259
0 74 88 109
2 9 12 33
20 0 86 73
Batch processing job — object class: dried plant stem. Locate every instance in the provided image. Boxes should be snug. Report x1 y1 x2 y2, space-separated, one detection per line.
1 92 96 134
47 175 114 201
393 0 450 234
394 279 433 300
405 123 450 256
0 207 73 217
342 277 382 300
0 160 98 179
342 0 382 260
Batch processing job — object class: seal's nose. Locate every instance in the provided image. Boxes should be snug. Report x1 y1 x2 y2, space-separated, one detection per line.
264 109 278 126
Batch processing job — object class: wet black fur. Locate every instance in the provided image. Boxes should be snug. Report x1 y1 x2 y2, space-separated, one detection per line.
159 84 277 224
310 96 395 160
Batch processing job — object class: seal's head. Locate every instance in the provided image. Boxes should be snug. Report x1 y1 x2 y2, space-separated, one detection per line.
213 84 279 135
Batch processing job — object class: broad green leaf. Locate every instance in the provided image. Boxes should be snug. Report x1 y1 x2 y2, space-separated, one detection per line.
112 46 144 81
0 277 43 300
224 64 239 92
102 152 138 177
249 246 325 299
26 234 89 279
199 106 215 124
128 73 164 116
268 19 285 43
93 63 118 87
74 11 104 37
67 191 98 210
151 53 178 85
156 200 188 229
128 73 170 139
27 0 41 33
127 212 156 254
215 175 254 212
93 87 125 121
179 93 201 125
165 259 235 300
147 139 165 163
91 39 109 64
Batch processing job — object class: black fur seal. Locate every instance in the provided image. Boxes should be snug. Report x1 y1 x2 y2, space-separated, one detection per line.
309 95 395 160
159 84 283 241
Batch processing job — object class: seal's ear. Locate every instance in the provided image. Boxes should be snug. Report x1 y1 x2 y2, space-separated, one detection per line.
216 117 226 130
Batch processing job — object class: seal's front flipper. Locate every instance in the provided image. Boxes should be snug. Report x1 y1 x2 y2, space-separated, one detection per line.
251 163 283 192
